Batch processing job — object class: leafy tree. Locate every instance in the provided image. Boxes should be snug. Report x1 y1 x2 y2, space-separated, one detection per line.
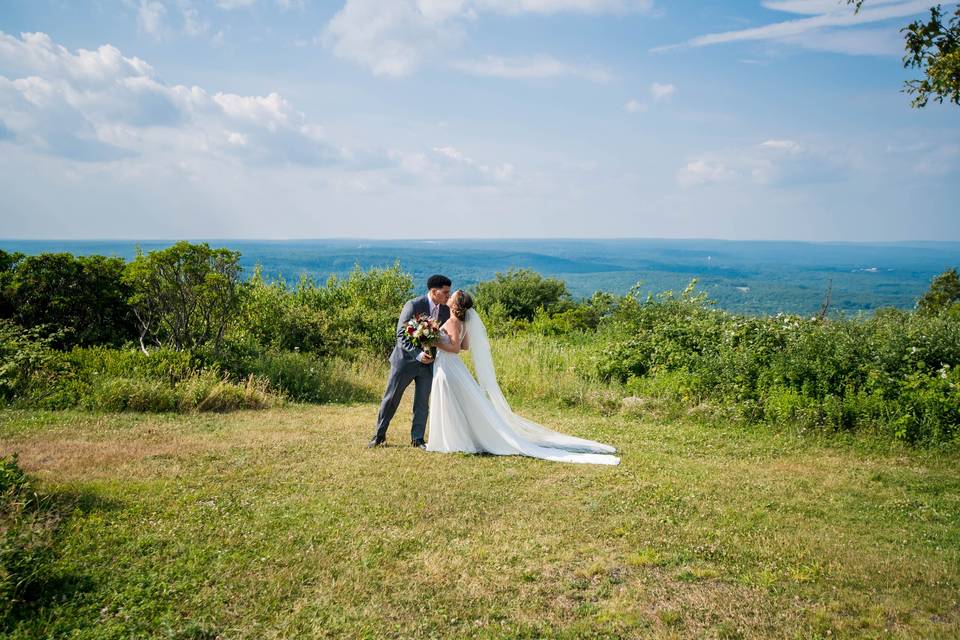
902 5 960 107
849 1 960 107
917 267 960 315
0 250 23 319
124 241 241 354
474 268 569 321
4 253 135 347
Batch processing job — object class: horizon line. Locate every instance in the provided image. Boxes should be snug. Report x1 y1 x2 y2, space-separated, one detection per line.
2 237 960 246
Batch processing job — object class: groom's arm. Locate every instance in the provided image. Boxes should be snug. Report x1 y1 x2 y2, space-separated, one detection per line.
396 300 429 362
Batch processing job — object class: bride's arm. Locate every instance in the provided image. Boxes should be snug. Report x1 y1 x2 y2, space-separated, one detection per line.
435 319 463 353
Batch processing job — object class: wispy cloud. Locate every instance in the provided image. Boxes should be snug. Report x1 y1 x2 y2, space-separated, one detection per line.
653 0 945 56
677 138 848 188
136 0 168 40
450 55 612 82
651 82 675 100
323 0 655 77
215 0 257 8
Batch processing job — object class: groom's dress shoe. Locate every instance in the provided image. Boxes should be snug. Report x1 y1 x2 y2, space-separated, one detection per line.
367 436 386 448
411 439 426 450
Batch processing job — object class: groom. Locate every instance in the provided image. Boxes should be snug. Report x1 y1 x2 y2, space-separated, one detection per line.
368 274 452 449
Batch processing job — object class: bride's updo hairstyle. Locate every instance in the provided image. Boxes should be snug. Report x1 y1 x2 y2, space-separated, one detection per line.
451 290 474 320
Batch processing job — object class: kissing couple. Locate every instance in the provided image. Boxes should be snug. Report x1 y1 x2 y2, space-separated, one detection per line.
368 274 619 465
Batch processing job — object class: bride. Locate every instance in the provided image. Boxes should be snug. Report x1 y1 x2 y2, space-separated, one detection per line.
426 290 620 465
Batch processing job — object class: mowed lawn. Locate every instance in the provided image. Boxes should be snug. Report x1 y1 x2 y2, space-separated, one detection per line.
2 399 959 639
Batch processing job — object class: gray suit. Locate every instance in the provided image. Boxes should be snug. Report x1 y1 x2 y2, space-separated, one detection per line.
374 295 450 443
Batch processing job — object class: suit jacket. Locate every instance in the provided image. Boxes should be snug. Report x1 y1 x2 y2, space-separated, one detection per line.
391 295 451 368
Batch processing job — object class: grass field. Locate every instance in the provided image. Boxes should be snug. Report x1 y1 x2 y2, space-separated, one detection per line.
2 397 959 639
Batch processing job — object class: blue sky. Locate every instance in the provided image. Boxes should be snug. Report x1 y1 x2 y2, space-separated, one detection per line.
0 0 957 240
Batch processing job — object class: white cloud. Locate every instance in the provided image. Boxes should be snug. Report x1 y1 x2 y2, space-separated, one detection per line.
652 0 943 56
884 139 960 177
0 31 344 166
433 145 465 161
678 138 846 188
677 159 735 188
760 139 802 152
182 7 209 37
322 0 466 77
323 0 654 76
208 0 310 10
624 98 646 113
137 0 168 39
0 29 530 199
650 82 675 100
450 55 612 82
476 0 653 14
418 145 517 185
216 0 257 8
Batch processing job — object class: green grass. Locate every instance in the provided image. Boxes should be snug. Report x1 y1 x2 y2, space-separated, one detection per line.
2 398 958 639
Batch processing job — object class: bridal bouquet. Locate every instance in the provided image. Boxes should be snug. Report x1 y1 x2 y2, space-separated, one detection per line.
404 314 442 355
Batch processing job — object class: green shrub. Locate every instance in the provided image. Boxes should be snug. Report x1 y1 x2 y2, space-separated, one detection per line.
307 264 414 356
242 350 381 404
83 377 179 412
474 268 569 321
595 280 960 444
0 320 69 405
2 252 136 348
80 370 279 413
233 263 412 357
233 267 330 355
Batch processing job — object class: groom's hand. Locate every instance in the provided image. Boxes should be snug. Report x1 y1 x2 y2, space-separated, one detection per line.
417 351 434 364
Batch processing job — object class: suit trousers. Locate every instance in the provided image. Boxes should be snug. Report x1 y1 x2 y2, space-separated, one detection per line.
375 359 433 442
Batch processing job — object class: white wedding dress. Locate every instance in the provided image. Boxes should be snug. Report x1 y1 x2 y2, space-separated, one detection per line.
426 309 620 465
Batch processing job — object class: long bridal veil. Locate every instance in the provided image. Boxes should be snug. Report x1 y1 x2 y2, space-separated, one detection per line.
464 308 618 455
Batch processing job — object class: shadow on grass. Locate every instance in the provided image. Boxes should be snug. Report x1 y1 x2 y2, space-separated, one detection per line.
1 485 122 633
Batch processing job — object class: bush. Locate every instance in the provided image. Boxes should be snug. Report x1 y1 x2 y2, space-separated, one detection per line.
233 268 330 355
0 339 281 413
1 253 136 348
0 320 69 406
232 263 412 358
596 280 960 444
474 268 569 321
306 264 414 356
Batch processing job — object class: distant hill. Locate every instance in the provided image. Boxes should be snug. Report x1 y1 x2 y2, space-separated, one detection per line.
3 238 958 316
